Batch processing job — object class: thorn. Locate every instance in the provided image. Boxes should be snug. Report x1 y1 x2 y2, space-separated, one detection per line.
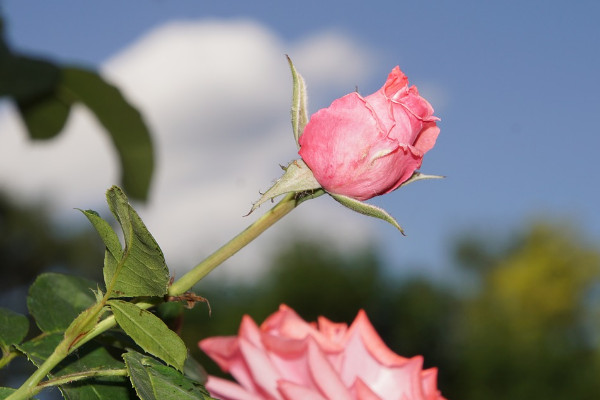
165 292 212 316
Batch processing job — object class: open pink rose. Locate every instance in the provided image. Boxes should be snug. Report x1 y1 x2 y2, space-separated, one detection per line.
298 67 440 201
199 305 446 400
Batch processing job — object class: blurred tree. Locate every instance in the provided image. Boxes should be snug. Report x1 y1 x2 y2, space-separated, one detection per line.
0 192 104 292
454 222 600 400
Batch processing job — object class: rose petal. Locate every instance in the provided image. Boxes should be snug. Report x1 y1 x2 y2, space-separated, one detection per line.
299 92 392 198
349 310 410 367
200 305 445 400
241 314 266 349
317 316 348 343
204 376 265 400
307 339 353 400
239 337 285 400
413 122 440 155
396 86 437 122
353 378 383 400
278 381 328 400
421 368 447 400
339 310 432 398
199 335 259 393
198 336 239 370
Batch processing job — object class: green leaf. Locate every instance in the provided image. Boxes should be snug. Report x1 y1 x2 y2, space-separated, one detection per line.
17 93 72 140
17 332 63 366
79 208 125 298
79 209 123 260
54 345 132 400
183 355 209 386
249 159 322 214
8 64 154 198
124 351 216 400
0 51 70 140
62 67 154 201
0 387 17 399
27 273 97 333
18 334 133 399
0 307 29 349
104 186 169 298
109 300 186 371
0 53 60 103
330 193 405 234
286 55 309 148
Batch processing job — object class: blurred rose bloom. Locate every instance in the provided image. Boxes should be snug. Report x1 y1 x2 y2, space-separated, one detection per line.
199 305 446 400
299 66 440 201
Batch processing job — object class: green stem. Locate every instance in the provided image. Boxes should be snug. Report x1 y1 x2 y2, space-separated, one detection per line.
12 368 127 399
73 193 302 350
6 339 71 400
7 191 312 400
168 192 300 295
0 350 20 369
33 368 127 396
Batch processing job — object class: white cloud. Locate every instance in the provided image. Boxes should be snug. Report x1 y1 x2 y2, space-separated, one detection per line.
0 19 380 282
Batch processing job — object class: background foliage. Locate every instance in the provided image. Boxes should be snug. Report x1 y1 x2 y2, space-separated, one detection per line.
2 189 598 399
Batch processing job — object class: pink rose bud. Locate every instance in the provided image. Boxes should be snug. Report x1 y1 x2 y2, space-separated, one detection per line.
199 305 446 400
298 67 440 201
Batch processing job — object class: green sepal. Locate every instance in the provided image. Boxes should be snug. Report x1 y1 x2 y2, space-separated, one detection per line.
286 55 309 148
63 302 105 350
249 159 321 214
330 193 405 234
398 171 445 188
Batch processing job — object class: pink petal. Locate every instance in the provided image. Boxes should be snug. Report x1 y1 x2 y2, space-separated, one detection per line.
240 314 267 349
299 93 390 198
382 66 410 99
378 145 423 194
350 310 410 366
353 378 383 400
260 335 313 387
199 336 258 393
307 339 353 400
396 86 437 122
198 336 240 370
339 311 432 398
278 381 328 400
420 368 446 400
372 357 428 400
413 122 440 155
239 337 285 400
262 305 318 340
204 375 265 400
317 316 348 343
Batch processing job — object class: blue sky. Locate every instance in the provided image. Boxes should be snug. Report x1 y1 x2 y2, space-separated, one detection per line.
1 1 599 281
